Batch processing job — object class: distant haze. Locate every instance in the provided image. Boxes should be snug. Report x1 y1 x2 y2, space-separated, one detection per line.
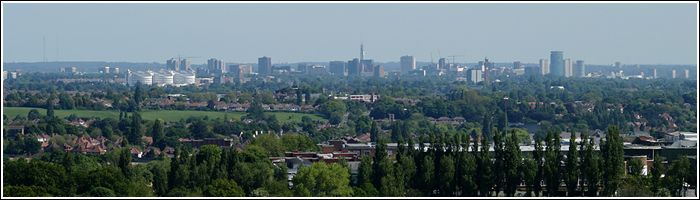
2 3 697 65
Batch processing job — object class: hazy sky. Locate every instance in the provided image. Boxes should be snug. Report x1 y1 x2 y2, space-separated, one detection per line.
2 3 697 65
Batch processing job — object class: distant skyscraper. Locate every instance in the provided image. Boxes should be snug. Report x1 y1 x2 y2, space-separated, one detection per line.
374 65 385 78
329 61 346 76
361 59 374 74
524 66 540 76
102 66 110 74
400 56 416 75
653 68 658 79
574 60 585 77
167 58 181 72
684 69 689 79
513 61 521 69
564 59 573 77
614 61 622 68
258 56 272 75
207 58 226 74
468 69 483 83
550 51 565 77
438 58 447 70
482 57 491 83
539 59 550 75
181 59 192 72
347 58 361 76
672 69 677 79
113 67 120 74
230 64 251 83
232 64 253 75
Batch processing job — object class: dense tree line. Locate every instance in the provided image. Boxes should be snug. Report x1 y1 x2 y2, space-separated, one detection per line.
3 124 695 197
6 72 696 133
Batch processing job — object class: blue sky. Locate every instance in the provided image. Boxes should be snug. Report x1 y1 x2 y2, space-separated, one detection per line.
2 3 697 65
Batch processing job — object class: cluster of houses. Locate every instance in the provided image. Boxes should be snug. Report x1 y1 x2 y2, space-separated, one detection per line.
30 132 241 160
426 117 467 125
143 98 316 112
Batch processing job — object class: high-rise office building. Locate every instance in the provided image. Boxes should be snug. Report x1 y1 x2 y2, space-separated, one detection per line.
614 61 622 68
513 61 522 69
564 59 573 77
524 66 540 76
258 56 272 75
684 69 689 79
207 58 226 74
481 58 491 83
574 60 585 77
550 51 565 77
400 56 416 75
329 61 346 76
229 64 252 83
653 68 658 79
539 59 550 75
167 58 181 72
181 59 192 72
347 58 361 76
113 67 120 74
468 69 483 83
672 69 677 79
361 59 374 74
374 65 385 78
438 58 447 70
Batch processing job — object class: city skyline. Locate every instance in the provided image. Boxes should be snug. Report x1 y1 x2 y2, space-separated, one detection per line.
2 3 697 65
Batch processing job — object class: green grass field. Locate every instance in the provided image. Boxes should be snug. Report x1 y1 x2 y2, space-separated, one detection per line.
3 107 325 123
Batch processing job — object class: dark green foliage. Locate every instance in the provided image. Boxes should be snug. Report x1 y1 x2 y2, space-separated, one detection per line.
650 154 666 194
88 187 116 197
503 130 522 197
27 109 41 120
581 133 601 196
565 130 579 196
151 119 165 149
292 163 353 196
666 156 691 197
544 130 562 196
357 155 373 186
204 179 245 197
602 126 624 196
521 157 538 197
189 118 213 139
476 134 492 197
127 112 144 145
627 158 644 177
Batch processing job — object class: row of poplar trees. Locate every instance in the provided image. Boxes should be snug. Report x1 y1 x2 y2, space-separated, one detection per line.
354 125 627 197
